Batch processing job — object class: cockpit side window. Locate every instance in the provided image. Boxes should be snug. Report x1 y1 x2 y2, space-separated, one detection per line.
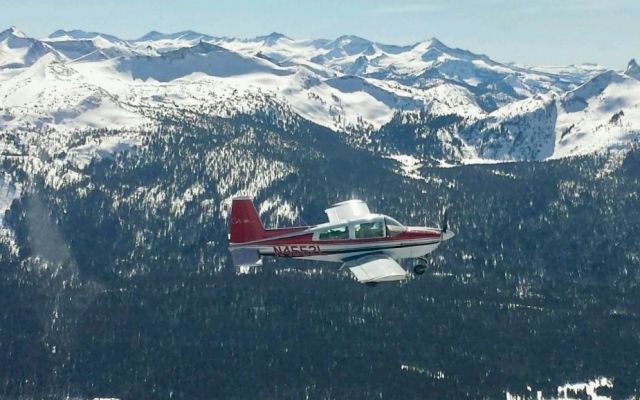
354 221 384 239
385 217 406 237
318 226 349 240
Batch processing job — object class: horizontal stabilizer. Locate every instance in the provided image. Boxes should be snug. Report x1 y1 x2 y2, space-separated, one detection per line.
230 248 261 266
347 255 407 284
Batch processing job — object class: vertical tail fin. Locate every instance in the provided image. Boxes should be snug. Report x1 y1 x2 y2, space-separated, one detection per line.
229 197 265 243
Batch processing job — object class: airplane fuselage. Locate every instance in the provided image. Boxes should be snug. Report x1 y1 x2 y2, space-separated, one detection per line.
229 214 451 263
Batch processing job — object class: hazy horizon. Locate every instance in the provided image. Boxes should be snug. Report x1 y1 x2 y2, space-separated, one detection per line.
1 0 639 68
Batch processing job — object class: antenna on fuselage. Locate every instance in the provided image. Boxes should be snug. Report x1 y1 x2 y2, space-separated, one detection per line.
297 206 309 227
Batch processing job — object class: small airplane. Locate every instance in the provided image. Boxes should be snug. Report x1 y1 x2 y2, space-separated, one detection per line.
228 197 454 285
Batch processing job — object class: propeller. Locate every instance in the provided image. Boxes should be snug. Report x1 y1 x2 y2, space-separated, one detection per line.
441 206 449 233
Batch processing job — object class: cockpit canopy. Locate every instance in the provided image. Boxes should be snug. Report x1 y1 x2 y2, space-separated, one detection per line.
314 215 406 240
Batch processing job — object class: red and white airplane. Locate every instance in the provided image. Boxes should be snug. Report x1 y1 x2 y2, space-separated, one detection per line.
228 197 454 285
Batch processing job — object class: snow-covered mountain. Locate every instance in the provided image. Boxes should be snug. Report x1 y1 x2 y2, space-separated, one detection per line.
0 26 638 173
437 68 640 163
554 69 640 158
625 59 640 80
0 26 62 68
214 34 604 111
46 29 139 61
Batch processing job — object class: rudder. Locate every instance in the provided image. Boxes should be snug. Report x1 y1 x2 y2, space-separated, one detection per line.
229 197 265 243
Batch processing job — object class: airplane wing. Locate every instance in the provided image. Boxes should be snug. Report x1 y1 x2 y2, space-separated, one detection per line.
344 254 407 284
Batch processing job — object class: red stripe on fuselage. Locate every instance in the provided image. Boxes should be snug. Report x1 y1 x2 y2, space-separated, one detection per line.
246 229 440 246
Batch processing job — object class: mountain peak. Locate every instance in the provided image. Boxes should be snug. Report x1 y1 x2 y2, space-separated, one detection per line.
256 32 289 44
138 31 166 41
0 26 28 39
49 29 70 38
49 29 93 39
414 37 449 51
324 35 374 57
137 30 211 42
332 35 371 45
426 37 445 47
625 58 640 80
190 41 226 53
160 41 227 59
175 30 210 40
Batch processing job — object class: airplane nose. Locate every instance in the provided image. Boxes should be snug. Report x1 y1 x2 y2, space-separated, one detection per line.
442 230 455 241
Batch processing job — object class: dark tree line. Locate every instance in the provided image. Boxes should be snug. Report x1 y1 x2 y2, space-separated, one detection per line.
1 111 639 399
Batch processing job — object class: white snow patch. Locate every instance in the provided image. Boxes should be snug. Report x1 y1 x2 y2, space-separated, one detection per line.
68 136 140 169
386 154 423 179
0 173 21 226
490 169 517 179
259 197 299 226
557 377 613 400
505 377 613 400
400 364 446 380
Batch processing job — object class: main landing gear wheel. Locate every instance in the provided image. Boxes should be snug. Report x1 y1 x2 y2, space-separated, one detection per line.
413 264 427 275
413 257 431 275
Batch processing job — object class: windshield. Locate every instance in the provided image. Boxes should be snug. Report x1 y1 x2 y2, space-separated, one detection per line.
385 217 406 237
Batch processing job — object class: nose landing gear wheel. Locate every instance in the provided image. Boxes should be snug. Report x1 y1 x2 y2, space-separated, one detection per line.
413 264 427 275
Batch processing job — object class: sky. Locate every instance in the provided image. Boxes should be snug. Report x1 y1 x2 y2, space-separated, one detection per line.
1 0 639 68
